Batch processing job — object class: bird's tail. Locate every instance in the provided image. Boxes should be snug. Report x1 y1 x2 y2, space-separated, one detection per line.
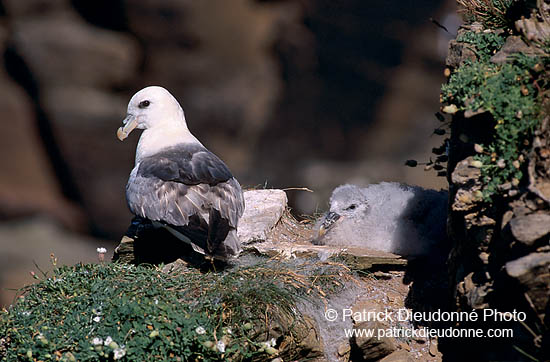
207 209 241 260
220 229 242 258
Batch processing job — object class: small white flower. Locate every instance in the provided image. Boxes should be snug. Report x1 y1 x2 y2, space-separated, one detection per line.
93 316 101 323
223 327 232 335
21 311 31 317
113 347 126 360
216 340 226 353
195 326 206 335
92 337 103 346
154 299 159 305
97 247 107 253
262 338 277 348
104 336 113 346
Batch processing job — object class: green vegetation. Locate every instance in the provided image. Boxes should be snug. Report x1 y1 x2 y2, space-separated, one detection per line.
442 54 543 199
441 15 549 201
0 259 351 361
455 31 505 61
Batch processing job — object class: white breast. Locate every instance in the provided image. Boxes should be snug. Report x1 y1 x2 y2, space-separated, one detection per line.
135 124 202 164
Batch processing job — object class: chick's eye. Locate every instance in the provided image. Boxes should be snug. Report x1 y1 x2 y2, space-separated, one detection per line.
345 204 357 211
138 100 150 108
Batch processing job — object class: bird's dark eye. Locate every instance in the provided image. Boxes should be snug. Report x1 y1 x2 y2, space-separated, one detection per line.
138 100 150 108
346 204 357 211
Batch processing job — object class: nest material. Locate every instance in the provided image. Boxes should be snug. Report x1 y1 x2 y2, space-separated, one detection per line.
457 0 515 27
265 208 318 245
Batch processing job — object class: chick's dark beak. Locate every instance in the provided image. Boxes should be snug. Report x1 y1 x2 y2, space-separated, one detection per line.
318 211 341 237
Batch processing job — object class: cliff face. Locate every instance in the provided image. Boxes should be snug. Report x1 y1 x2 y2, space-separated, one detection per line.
443 1 550 359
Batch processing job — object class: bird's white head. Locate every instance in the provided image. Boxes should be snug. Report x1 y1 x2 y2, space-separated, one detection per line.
117 86 186 141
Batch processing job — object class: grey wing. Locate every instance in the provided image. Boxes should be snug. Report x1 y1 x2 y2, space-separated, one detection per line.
126 168 244 228
209 177 245 227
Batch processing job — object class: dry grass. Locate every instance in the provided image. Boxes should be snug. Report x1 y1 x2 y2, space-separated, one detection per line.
265 208 318 245
457 0 516 27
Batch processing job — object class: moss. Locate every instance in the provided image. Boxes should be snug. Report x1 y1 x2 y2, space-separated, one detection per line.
0 259 351 361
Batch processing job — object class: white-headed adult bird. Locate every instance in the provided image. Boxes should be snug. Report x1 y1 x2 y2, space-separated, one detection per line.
117 86 245 260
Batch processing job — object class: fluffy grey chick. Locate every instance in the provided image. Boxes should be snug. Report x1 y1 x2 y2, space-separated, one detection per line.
313 182 448 257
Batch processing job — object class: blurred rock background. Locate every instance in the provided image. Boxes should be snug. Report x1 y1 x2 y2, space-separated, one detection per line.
0 0 458 305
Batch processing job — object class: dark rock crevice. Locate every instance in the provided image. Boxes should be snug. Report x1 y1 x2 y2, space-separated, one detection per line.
70 0 128 32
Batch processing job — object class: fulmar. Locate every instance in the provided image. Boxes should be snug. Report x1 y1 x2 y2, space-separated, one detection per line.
117 86 245 260
314 182 448 257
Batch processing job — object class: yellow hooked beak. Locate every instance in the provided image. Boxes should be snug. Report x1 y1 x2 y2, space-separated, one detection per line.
116 114 138 141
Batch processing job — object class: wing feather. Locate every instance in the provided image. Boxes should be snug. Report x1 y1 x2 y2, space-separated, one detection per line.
125 144 245 258
126 148 244 227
